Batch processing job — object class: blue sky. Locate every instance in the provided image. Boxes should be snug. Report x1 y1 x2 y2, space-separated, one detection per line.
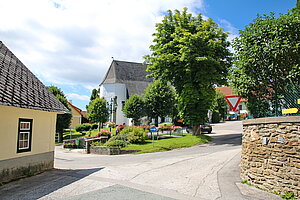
0 0 296 110
204 0 295 30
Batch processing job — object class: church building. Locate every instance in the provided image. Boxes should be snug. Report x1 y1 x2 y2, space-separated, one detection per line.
99 60 152 125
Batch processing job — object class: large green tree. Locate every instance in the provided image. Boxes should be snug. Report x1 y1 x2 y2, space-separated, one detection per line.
86 88 100 110
87 97 109 129
144 79 176 126
144 8 231 133
230 9 300 117
47 86 72 142
210 90 227 122
90 88 100 101
123 94 145 126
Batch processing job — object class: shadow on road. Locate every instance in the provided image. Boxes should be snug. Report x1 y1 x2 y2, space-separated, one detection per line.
0 168 103 200
209 133 242 146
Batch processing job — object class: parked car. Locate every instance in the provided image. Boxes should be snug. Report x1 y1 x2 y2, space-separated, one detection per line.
200 123 212 133
186 123 212 134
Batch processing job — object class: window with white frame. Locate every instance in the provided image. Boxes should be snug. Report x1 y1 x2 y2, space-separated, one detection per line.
17 119 32 153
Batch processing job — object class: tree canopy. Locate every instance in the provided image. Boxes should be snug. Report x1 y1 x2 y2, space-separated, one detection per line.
90 88 100 101
230 9 300 117
87 98 109 128
47 86 66 98
123 94 145 126
144 8 231 132
210 90 227 122
144 79 176 126
47 86 72 142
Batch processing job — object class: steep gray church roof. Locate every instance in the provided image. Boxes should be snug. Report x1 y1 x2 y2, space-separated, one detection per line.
100 60 153 96
0 41 69 113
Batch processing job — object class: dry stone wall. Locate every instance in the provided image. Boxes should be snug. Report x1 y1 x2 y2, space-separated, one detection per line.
241 116 300 198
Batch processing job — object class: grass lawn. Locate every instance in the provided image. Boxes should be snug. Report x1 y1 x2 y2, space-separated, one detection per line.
158 122 174 126
123 133 211 154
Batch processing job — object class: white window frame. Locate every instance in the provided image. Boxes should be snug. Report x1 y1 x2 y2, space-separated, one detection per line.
17 119 32 153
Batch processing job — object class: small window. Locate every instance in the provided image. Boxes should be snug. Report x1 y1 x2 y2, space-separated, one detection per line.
17 119 33 153
239 105 243 110
122 101 125 111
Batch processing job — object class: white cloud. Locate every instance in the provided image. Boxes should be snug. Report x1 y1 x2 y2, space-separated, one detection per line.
0 0 204 86
218 19 239 42
84 85 99 92
66 93 89 101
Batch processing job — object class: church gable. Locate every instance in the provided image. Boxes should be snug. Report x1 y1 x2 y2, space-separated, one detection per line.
100 60 152 96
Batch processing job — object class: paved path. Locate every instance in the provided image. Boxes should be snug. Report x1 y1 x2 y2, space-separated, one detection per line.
0 121 282 200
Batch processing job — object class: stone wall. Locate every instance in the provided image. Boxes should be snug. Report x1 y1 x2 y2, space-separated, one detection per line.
90 146 121 155
89 146 139 155
241 116 300 198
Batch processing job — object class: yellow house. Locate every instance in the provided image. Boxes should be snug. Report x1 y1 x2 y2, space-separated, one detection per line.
68 101 89 129
0 41 69 183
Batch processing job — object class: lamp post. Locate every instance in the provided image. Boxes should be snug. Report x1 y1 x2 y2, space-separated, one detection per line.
107 96 118 124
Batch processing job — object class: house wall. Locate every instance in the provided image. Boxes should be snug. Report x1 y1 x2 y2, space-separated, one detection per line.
226 102 247 113
69 106 82 129
0 105 57 183
238 102 247 111
100 83 129 125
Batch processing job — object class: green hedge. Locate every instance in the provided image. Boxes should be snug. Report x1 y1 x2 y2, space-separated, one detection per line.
75 123 91 132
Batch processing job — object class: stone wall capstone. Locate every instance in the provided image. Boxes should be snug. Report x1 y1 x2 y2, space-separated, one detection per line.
89 146 139 155
241 116 300 198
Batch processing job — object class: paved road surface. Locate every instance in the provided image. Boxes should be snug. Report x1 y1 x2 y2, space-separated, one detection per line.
0 121 282 200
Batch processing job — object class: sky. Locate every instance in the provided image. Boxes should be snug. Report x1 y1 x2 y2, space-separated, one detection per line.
0 0 296 110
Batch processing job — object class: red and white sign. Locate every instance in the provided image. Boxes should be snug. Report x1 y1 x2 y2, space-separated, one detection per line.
224 95 242 111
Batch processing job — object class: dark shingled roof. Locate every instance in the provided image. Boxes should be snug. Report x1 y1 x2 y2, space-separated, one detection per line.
0 41 69 113
100 60 153 96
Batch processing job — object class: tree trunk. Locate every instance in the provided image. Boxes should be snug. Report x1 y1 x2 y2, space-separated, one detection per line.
58 132 63 143
155 117 159 127
147 117 151 125
135 118 140 126
193 125 201 135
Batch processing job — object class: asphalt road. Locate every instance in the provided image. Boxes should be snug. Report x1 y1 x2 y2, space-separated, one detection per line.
0 121 282 200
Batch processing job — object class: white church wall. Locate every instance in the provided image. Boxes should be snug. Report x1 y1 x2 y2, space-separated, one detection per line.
100 83 129 125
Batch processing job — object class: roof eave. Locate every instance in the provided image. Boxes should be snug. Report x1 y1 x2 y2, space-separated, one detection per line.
0 102 70 114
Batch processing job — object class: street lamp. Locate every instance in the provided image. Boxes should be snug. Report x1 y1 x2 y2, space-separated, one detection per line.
107 96 118 123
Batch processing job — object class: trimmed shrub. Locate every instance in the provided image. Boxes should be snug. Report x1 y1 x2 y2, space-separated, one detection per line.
91 123 98 129
91 141 103 146
107 133 128 143
75 124 84 132
83 123 92 131
120 126 147 144
75 123 91 132
105 140 126 147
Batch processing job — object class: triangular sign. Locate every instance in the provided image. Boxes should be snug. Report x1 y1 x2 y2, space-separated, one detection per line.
224 95 242 111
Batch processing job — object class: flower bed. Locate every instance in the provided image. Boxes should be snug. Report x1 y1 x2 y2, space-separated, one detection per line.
63 140 76 148
96 129 111 137
105 121 116 128
63 138 86 148
116 125 126 133
172 126 182 133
